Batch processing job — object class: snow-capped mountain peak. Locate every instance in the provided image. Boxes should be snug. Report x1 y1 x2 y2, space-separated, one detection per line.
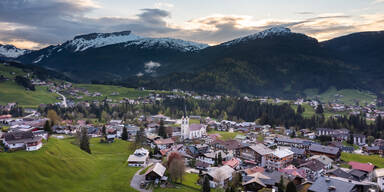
65 30 208 52
0 44 29 58
123 37 209 52
67 31 142 52
222 27 292 46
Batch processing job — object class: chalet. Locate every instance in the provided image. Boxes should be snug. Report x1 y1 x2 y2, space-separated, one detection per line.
223 158 240 169
290 147 306 160
127 148 149 167
3 131 43 151
265 148 294 170
374 168 384 191
308 144 340 160
212 139 242 152
153 138 174 150
308 155 333 169
205 165 235 187
236 144 272 167
106 128 117 142
299 159 326 181
308 176 372 192
145 163 166 181
363 145 384 155
274 137 312 149
326 168 354 180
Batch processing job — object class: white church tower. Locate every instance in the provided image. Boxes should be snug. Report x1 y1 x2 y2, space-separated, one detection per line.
181 104 190 140
181 116 190 140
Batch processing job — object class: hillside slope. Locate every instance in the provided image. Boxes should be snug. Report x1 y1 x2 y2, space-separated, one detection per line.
0 138 140 192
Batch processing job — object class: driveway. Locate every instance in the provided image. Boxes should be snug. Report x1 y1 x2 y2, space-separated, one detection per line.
130 166 152 192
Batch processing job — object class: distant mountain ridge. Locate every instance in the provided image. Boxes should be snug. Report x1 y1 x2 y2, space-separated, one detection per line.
0 44 30 58
15 27 384 96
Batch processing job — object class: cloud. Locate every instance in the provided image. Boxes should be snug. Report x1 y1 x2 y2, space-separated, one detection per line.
0 0 383 49
0 0 175 49
144 61 161 73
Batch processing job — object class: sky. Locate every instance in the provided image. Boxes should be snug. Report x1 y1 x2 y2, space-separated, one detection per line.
0 0 383 49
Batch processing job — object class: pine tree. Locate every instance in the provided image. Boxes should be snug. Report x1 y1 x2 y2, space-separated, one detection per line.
43 120 52 134
214 154 218 166
80 128 91 154
286 181 297 192
202 175 211 192
316 104 324 114
297 105 303 114
158 119 167 138
218 152 223 165
121 127 128 141
101 125 106 137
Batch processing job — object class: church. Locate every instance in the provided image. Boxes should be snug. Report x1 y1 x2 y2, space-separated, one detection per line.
181 116 207 140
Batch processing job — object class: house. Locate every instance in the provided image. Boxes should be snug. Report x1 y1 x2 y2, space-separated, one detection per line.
374 168 384 191
299 159 326 181
236 143 272 167
145 163 166 181
3 131 43 151
205 165 235 187
279 165 306 179
199 150 230 165
265 148 294 170
308 155 333 169
363 145 384 155
308 144 341 160
242 171 283 191
212 139 242 153
290 147 306 160
127 148 149 167
106 128 117 143
348 162 375 173
223 158 240 169
275 137 312 149
308 176 369 192
326 168 354 180
153 138 174 150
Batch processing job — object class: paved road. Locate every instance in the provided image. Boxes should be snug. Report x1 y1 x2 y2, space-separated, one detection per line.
130 167 152 192
56 91 67 108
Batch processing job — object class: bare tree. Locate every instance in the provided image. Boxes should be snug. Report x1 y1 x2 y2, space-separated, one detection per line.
167 152 185 183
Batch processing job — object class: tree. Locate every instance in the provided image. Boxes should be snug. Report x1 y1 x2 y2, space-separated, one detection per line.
101 125 106 137
286 181 297 192
214 154 218 166
367 136 375 146
218 152 223 165
290 130 296 138
277 176 285 192
121 127 128 141
347 133 354 145
80 128 91 154
158 119 167 138
47 110 60 125
167 152 185 183
315 104 324 114
202 175 211 192
297 105 304 114
43 120 52 134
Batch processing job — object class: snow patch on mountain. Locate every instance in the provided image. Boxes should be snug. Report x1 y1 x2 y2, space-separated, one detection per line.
124 38 209 52
65 31 208 52
67 31 142 52
0 44 29 58
222 27 292 46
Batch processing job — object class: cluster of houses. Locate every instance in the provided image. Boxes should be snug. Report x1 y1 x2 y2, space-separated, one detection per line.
126 114 384 192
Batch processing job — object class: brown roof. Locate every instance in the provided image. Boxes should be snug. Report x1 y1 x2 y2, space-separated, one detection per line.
189 124 204 131
154 138 174 145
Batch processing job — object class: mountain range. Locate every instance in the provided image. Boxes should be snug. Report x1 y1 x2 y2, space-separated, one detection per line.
7 27 384 97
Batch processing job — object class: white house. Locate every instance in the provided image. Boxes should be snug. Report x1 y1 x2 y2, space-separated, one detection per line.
3 131 43 151
374 168 384 191
181 116 206 140
127 148 149 167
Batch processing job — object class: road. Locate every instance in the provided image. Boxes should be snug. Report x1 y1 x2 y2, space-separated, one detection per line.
56 92 67 108
130 167 152 192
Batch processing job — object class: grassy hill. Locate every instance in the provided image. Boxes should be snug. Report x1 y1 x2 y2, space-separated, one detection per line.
0 81 59 108
68 84 150 102
0 138 140 192
304 87 376 106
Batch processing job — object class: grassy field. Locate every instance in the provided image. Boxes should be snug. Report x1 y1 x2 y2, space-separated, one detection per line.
341 152 384 168
207 130 244 140
0 81 59 108
154 173 200 192
304 87 376 106
69 84 150 102
0 138 140 192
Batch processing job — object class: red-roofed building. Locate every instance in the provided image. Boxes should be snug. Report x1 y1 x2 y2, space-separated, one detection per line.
348 161 375 173
223 158 240 169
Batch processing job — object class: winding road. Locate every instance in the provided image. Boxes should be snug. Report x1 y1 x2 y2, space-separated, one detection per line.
56 91 67 108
